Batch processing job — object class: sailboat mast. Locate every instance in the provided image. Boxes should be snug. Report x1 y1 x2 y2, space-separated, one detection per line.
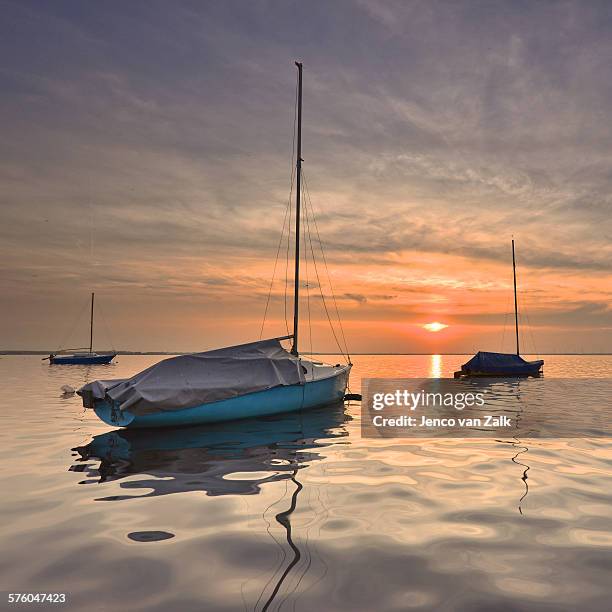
89 292 95 354
291 61 303 356
511 240 519 356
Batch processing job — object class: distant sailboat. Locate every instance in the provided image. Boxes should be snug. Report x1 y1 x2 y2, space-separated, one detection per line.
78 62 351 428
47 292 116 365
455 240 544 377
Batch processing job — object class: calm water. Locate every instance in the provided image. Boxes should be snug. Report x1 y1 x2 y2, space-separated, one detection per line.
1 355 611 611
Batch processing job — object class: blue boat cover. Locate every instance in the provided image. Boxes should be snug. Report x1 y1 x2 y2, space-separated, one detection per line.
462 351 540 375
78 338 305 416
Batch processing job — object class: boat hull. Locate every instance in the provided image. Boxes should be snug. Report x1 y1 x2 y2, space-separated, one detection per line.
455 360 544 378
51 354 116 365
92 365 351 428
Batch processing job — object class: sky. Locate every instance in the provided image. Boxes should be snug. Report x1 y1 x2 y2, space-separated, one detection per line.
1 0 611 353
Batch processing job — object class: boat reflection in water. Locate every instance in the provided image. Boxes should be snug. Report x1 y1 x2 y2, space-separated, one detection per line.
71 401 349 499
72 401 350 609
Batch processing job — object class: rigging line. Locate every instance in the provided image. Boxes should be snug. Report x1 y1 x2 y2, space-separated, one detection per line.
301 171 350 360
284 184 293 338
515 259 539 358
302 171 350 361
520 311 535 358
304 210 345 360
500 289 512 353
302 185 344 360
56 299 89 352
302 181 314 367
260 193 292 340
97 302 115 352
522 310 539 359
283 75 300 339
500 311 508 353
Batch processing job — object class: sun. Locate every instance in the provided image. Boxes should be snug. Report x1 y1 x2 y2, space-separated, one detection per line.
423 322 448 333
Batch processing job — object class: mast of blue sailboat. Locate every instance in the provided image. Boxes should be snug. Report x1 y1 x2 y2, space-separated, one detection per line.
512 240 519 356
89 292 95 354
291 62 303 356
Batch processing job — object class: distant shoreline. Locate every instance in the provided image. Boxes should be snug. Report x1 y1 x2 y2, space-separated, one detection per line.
2 351 611 357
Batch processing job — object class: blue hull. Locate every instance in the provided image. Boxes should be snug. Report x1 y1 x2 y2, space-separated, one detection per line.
93 366 350 428
51 354 116 365
461 362 544 377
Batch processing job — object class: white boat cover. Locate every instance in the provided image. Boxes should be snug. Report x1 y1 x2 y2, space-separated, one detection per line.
78 338 305 416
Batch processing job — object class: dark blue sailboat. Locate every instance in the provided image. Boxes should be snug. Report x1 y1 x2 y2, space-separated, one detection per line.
455 240 543 378
46 292 116 365
457 351 543 377
51 353 115 365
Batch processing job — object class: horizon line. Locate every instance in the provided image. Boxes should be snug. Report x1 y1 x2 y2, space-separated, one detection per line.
1 351 611 356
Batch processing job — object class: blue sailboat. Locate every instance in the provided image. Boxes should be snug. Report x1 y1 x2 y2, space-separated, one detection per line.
78 62 351 428
47 292 116 365
455 240 543 377
51 353 115 365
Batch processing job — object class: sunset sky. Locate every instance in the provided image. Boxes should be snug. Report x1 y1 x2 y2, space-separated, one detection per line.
1 1 611 353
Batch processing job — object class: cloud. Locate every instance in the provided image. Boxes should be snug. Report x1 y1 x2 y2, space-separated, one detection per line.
0 1 610 350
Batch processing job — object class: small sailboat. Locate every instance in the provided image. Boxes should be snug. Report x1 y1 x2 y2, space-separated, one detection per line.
455 240 544 377
47 293 117 365
78 62 351 428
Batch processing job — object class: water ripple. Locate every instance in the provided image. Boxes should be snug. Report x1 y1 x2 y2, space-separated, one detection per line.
1 355 611 610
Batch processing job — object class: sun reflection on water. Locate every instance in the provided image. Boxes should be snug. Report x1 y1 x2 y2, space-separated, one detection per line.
429 354 443 378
